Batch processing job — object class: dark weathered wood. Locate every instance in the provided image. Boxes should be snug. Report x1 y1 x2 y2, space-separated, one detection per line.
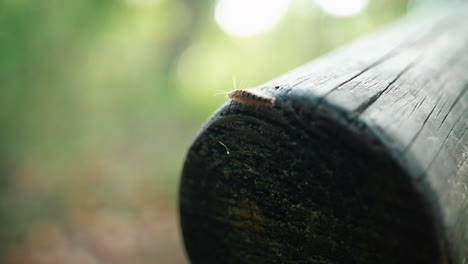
180 4 468 264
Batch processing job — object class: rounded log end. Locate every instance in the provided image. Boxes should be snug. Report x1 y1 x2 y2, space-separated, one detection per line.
179 99 445 264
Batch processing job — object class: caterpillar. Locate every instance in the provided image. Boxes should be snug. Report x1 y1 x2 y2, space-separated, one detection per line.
228 89 276 106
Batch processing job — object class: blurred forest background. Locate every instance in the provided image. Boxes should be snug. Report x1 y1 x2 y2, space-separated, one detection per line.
0 0 441 263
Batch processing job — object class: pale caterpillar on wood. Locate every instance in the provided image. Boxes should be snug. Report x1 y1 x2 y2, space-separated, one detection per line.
228 89 276 106
226 77 276 106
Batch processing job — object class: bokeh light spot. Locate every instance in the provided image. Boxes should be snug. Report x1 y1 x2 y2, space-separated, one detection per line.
314 0 368 17
214 0 290 37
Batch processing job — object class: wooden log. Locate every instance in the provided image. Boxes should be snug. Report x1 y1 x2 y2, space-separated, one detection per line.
179 4 468 263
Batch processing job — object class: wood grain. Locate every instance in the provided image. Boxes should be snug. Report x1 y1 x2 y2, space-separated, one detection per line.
180 4 468 263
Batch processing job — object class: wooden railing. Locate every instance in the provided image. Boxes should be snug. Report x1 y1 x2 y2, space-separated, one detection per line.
179 3 468 263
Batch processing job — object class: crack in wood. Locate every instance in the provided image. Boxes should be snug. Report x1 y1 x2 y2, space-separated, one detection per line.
438 82 468 130
403 97 441 154
353 60 416 115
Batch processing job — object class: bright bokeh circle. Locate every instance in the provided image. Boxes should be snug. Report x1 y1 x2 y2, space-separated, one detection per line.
314 0 368 17
214 0 291 37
